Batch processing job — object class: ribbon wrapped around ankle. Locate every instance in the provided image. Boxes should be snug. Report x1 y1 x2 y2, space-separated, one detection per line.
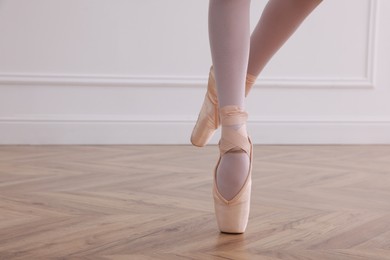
218 106 251 156
219 106 248 126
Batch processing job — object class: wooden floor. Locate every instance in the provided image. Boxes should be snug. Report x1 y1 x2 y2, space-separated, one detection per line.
0 144 390 259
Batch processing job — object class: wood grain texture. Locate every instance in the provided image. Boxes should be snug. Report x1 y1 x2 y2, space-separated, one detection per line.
0 145 390 259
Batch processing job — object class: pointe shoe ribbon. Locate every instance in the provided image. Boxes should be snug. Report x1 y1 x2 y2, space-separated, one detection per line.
218 106 251 156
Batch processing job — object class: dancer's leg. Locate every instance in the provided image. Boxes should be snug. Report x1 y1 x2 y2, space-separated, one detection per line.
191 0 322 148
208 0 251 201
209 0 251 108
247 0 323 77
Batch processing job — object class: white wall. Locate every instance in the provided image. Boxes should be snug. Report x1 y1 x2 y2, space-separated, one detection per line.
0 0 389 144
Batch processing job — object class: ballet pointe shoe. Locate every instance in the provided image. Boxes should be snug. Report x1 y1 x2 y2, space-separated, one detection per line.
213 106 253 234
190 66 219 147
190 66 257 147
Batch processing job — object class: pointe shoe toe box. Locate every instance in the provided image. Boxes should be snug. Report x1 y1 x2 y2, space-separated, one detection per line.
213 177 251 234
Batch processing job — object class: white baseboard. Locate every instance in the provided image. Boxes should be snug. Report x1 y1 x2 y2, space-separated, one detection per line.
0 73 387 145
1 115 390 144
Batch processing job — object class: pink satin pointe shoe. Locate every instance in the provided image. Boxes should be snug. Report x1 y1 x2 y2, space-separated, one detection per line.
213 105 253 234
190 66 257 147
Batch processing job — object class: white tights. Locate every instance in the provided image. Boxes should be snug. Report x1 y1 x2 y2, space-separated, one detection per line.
209 0 323 200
